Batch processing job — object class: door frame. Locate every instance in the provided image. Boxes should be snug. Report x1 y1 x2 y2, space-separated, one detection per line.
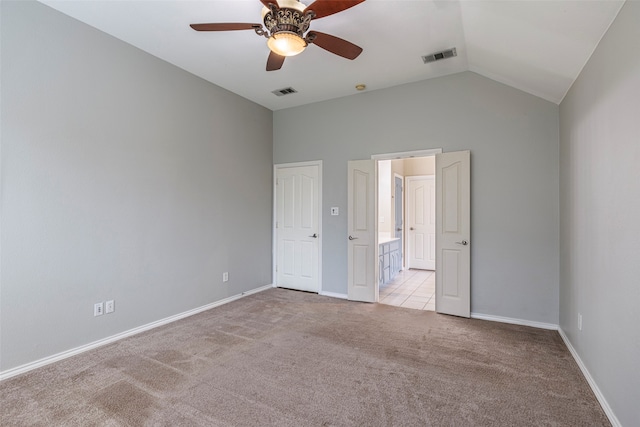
371 149 443 161
371 149 442 301
273 161 323 293
393 173 404 270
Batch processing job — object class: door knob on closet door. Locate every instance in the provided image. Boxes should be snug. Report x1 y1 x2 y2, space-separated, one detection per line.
410 227 414 231
455 240 468 246
309 233 318 238
348 235 358 240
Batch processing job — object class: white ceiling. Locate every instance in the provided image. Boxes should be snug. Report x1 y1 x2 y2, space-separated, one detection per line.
39 0 624 111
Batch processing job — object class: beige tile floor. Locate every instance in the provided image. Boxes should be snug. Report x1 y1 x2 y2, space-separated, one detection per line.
379 269 435 311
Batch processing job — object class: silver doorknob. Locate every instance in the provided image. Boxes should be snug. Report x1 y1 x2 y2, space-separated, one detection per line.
348 235 358 240
410 227 414 231
455 240 468 246
309 233 318 238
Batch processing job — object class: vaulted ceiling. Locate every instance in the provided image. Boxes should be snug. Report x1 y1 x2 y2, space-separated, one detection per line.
39 0 624 110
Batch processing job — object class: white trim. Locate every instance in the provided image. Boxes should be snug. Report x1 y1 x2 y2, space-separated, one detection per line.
273 161 323 294
470 312 558 330
558 328 621 427
374 160 380 302
469 315 620 426
273 167 278 295
0 284 274 382
393 173 405 270
274 160 322 169
241 283 276 296
371 148 442 160
319 291 348 300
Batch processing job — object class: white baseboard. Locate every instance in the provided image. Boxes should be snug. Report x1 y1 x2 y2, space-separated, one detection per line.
319 291 348 299
470 312 558 330
0 284 274 382
469 315 620 426
557 328 621 427
241 283 275 296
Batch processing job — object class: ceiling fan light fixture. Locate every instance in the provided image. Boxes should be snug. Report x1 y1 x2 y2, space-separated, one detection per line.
191 0 365 71
267 31 307 56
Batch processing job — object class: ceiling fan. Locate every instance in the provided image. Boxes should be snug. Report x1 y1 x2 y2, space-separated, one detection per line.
190 0 366 71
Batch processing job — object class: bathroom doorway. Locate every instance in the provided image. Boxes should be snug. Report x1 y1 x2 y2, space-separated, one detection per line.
377 156 436 311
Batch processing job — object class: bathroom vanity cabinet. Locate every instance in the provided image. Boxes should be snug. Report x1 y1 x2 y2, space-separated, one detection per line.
379 238 401 286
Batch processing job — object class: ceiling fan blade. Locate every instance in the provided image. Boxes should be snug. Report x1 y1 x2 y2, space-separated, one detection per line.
190 23 260 32
305 0 366 19
266 51 286 71
259 0 278 7
308 31 363 60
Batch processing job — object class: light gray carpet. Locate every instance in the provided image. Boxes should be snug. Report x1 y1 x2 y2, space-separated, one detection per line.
1 288 609 426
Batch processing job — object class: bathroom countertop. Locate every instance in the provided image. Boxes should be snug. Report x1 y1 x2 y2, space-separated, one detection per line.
378 236 401 244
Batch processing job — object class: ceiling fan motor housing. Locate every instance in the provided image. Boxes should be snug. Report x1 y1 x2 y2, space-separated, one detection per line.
262 0 312 38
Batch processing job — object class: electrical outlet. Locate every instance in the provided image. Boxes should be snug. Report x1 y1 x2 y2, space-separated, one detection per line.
222 272 229 282
94 302 104 317
578 313 583 331
105 300 115 314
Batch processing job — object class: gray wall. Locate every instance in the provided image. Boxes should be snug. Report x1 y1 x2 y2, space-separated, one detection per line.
559 2 640 425
1 1 273 370
274 71 560 324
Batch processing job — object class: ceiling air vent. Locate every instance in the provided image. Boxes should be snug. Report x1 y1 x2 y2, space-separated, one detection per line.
272 87 298 97
422 48 457 64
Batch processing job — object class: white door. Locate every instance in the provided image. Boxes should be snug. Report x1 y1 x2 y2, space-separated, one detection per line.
275 165 320 293
407 176 435 270
347 160 377 302
435 151 471 317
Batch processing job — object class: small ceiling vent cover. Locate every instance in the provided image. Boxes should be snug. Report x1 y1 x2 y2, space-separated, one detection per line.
272 87 298 97
422 48 457 64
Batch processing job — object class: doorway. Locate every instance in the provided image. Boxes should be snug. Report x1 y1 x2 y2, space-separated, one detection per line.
377 156 436 311
347 149 470 317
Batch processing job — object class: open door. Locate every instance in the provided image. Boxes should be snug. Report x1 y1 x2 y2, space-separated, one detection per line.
347 160 377 302
435 151 471 317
